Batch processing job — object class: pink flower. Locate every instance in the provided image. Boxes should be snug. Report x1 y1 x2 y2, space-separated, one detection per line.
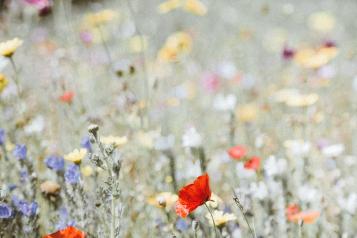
201 72 220 93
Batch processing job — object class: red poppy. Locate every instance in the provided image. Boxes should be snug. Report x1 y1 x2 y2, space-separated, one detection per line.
59 91 75 103
285 204 320 224
43 226 85 238
286 203 300 217
244 156 260 170
175 173 211 218
288 211 320 224
228 145 247 160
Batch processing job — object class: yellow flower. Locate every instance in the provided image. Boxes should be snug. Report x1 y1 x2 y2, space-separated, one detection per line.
236 103 258 123
166 97 180 107
0 73 8 93
101 136 128 148
205 210 237 227
129 35 148 53
64 148 87 164
81 165 94 177
308 11 335 33
5 142 14 153
158 0 207 16
82 9 119 28
0 38 23 57
158 0 181 14
147 192 178 210
183 0 207 16
294 46 338 69
285 93 319 107
158 32 192 62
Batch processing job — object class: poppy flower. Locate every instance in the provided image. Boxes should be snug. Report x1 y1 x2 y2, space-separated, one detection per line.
227 145 247 160
175 173 211 218
288 211 320 224
59 91 75 103
244 156 260 170
285 203 300 217
43 226 85 238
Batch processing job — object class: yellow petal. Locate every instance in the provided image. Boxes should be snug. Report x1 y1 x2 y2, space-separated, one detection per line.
183 0 207 16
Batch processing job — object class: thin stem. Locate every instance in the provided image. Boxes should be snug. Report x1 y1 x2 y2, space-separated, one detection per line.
197 147 207 173
125 0 150 127
97 24 114 69
204 203 218 238
165 150 178 192
9 57 21 97
232 191 256 238
229 111 235 146
110 194 116 238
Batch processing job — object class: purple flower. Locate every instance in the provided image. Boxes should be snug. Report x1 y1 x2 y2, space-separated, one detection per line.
176 218 189 231
13 144 27 160
81 136 92 153
0 129 5 145
65 164 80 184
12 196 38 217
0 203 12 219
80 31 93 45
45 155 65 171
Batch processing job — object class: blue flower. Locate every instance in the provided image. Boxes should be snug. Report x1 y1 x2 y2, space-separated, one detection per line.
45 155 65 171
7 184 17 191
19 169 28 182
56 207 76 230
12 144 27 160
0 203 12 219
176 218 189 231
65 164 80 184
81 136 92 152
0 129 5 146
12 196 38 217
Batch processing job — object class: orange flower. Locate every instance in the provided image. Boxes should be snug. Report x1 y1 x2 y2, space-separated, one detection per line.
244 156 260 170
288 211 320 224
59 91 75 103
228 145 247 160
175 173 211 218
43 226 85 238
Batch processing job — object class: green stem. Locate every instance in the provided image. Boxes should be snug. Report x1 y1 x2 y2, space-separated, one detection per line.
110 194 116 238
204 203 218 238
232 191 256 238
9 57 21 97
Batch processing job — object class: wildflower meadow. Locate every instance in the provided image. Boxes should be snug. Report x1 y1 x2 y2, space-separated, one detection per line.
0 0 356 237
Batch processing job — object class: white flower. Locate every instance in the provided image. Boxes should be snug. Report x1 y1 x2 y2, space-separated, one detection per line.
217 61 237 79
213 94 237 111
236 163 256 179
154 135 175 151
264 156 287 177
317 65 336 79
284 139 311 157
182 127 202 148
24 116 45 135
338 193 357 214
297 185 319 203
322 144 345 157
250 182 268 200
205 210 237 227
